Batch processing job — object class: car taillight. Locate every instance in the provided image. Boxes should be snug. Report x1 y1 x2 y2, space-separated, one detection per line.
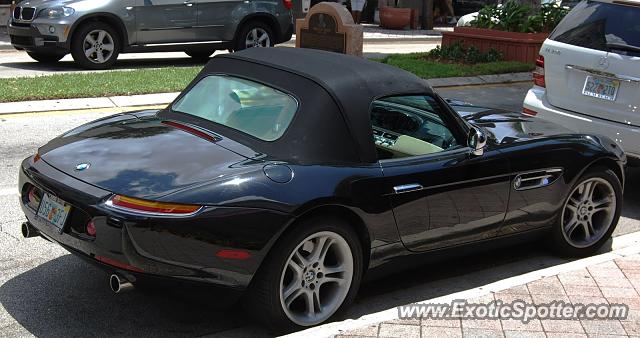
533 54 545 88
522 108 538 117
216 249 251 260
86 220 96 237
107 195 202 215
282 0 293 9
33 151 41 163
26 185 41 210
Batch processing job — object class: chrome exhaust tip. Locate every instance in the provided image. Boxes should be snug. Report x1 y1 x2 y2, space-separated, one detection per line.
109 274 134 294
21 222 39 238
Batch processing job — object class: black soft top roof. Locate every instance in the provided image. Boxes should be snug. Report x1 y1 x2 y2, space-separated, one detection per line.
164 48 434 164
219 47 433 98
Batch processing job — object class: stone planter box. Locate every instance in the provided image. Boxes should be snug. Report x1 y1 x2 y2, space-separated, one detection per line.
0 5 10 27
379 7 411 30
442 26 549 64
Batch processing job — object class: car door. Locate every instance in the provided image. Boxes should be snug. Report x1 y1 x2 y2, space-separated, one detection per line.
196 0 243 40
135 0 199 44
371 95 511 252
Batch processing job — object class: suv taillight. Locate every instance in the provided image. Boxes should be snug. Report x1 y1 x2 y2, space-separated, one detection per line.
282 0 293 9
533 55 545 88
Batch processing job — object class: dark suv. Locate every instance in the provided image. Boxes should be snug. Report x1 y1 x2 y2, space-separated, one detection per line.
7 0 294 69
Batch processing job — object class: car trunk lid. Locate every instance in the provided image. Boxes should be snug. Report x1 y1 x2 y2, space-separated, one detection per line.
38 112 261 200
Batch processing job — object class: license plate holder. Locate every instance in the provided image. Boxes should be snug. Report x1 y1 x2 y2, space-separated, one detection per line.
582 75 620 101
37 192 71 233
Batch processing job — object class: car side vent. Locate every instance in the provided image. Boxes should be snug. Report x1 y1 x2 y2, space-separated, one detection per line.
513 168 563 191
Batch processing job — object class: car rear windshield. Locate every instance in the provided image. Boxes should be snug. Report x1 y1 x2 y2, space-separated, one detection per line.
172 75 298 141
549 0 640 56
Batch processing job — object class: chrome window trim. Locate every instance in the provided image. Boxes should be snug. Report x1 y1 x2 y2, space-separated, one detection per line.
565 64 640 84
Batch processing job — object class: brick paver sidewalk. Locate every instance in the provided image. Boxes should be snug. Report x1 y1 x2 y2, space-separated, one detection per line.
339 254 640 338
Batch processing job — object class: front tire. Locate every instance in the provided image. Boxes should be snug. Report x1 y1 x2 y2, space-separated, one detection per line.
26 51 65 64
234 21 274 51
245 217 363 331
70 22 121 70
550 167 623 257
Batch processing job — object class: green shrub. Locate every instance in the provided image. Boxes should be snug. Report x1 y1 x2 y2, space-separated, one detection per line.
471 0 569 33
427 41 504 64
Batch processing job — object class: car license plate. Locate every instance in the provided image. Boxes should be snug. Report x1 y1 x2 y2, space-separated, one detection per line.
37 193 71 231
582 75 620 101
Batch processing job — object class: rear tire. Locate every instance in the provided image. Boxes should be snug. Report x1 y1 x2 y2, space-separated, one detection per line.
70 21 121 70
244 216 363 331
26 52 65 64
185 50 215 61
550 167 622 257
233 21 274 51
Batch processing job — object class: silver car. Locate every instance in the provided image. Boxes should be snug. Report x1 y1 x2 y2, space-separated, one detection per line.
7 0 294 69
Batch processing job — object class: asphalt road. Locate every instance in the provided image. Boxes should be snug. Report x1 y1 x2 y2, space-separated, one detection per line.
0 84 638 337
0 40 437 79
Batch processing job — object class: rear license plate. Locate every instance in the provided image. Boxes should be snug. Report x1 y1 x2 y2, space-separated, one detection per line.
37 193 71 231
582 75 620 101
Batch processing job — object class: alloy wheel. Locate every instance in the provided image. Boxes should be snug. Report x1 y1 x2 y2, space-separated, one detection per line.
279 231 354 326
561 177 616 248
245 28 271 49
83 29 115 64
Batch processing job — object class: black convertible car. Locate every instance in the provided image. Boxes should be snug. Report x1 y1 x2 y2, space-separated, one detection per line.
19 48 625 330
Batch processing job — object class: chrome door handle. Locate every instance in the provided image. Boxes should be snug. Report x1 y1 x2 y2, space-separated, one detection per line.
393 183 423 194
184 1 194 6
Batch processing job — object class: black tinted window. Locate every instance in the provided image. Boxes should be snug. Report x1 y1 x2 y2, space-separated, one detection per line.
550 0 640 56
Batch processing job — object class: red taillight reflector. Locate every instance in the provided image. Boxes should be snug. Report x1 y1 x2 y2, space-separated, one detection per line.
110 195 201 215
86 220 97 237
95 255 144 272
163 121 218 142
522 108 538 117
216 249 251 260
28 186 38 202
533 54 545 87
282 0 293 9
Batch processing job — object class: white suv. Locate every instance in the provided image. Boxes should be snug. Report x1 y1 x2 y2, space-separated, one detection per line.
523 0 640 165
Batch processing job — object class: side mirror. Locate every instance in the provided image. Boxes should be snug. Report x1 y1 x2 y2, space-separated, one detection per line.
468 128 487 156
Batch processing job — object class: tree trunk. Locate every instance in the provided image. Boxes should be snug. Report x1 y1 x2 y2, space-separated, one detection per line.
421 0 433 29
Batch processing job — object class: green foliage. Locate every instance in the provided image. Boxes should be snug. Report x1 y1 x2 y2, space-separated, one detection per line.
0 67 201 102
379 53 535 78
471 0 569 33
427 41 504 64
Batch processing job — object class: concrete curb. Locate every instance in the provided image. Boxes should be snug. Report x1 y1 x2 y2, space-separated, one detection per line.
0 72 531 115
280 231 640 338
427 72 532 88
0 92 180 115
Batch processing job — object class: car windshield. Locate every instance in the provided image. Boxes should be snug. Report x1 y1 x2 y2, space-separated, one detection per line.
172 75 298 141
549 0 640 56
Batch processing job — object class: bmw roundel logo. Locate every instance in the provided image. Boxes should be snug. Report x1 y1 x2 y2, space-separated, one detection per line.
75 163 91 171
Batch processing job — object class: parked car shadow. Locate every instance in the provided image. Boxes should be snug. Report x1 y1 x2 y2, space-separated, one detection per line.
0 254 246 337
1 236 618 337
621 167 640 223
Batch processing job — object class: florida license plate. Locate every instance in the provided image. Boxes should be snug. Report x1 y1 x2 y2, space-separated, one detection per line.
37 193 71 231
582 75 620 101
